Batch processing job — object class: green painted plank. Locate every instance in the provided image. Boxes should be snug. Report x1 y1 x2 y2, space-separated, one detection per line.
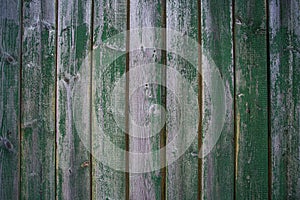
0 0 21 199
201 0 234 199
57 0 92 199
129 0 163 199
92 0 127 199
20 0 56 199
234 0 269 199
269 0 300 199
166 0 199 199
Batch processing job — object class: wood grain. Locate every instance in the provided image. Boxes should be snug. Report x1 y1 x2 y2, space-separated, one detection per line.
0 0 21 199
234 0 269 198
201 0 235 199
56 0 92 199
129 0 163 199
166 0 199 199
92 0 127 199
20 0 56 199
1 0 300 198
269 0 300 199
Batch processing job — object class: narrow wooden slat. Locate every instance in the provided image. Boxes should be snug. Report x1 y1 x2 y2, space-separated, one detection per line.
56 0 92 199
234 0 269 198
129 0 163 199
201 0 234 199
166 0 199 199
0 0 21 199
269 1 289 198
269 0 300 198
125 0 130 198
92 0 127 199
20 0 56 199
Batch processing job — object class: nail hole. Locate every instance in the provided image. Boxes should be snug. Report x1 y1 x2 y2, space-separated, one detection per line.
5 141 12 149
81 161 89 168
64 77 70 84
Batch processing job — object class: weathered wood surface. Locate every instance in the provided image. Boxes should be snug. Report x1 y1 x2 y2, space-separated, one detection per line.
166 0 199 199
0 0 20 199
1 0 300 199
56 0 92 199
270 0 300 199
92 0 127 199
129 0 163 199
234 0 269 199
21 0 56 199
201 0 234 199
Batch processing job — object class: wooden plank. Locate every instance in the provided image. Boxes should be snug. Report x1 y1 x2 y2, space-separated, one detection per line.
166 0 199 199
56 0 92 199
129 0 163 199
234 0 269 199
201 0 235 199
20 0 56 199
92 0 127 199
0 0 21 199
269 0 300 198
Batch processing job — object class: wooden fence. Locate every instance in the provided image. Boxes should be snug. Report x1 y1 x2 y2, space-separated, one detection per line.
0 0 299 199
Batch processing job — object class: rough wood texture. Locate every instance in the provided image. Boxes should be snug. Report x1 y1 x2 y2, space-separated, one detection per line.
21 0 56 199
166 0 199 199
270 0 300 199
0 0 20 199
57 0 92 199
1 0 300 198
129 0 163 199
201 0 234 199
234 0 269 199
92 0 127 199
